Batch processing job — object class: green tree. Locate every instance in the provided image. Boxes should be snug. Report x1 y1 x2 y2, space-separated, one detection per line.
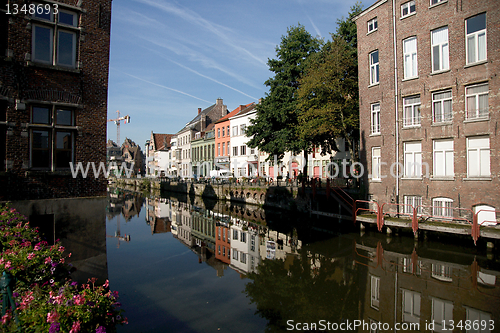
296 4 363 163
246 25 322 166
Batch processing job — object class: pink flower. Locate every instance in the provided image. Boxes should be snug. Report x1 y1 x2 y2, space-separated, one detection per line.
69 321 81 333
103 280 109 288
58 246 65 252
47 311 59 323
27 253 35 260
34 245 41 251
5 261 11 269
45 257 52 264
2 312 11 325
59 258 65 264
73 295 85 305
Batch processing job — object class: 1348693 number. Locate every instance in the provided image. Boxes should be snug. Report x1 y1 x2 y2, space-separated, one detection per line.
6 3 59 15
441 320 494 331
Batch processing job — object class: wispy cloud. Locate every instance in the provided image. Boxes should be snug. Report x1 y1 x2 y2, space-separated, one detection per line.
307 15 322 38
110 67 211 104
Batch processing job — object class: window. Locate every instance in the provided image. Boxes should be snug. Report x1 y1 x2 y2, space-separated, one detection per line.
466 13 486 64
466 308 493 332
217 128 220 138
431 264 452 281
32 8 79 68
401 1 415 17
233 229 238 240
241 232 247 243
404 195 422 214
432 90 452 123
240 124 246 135
369 50 379 85
431 27 449 72
403 95 421 127
227 126 230 137
371 103 380 134
403 37 418 79
222 126 225 137
232 249 238 260
217 143 220 156
432 197 453 218
432 298 453 332
240 145 246 156
430 0 446 5
222 142 225 156
227 142 230 156
370 276 380 309
467 137 490 177
30 106 75 169
433 140 454 177
404 142 422 178
372 147 381 180
402 290 421 323
232 147 238 156
466 83 488 119
232 126 238 136
368 17 378 33
240 253 247 264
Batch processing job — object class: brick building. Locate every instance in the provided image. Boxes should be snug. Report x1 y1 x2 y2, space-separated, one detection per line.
354 0 500 223
0 0 112 199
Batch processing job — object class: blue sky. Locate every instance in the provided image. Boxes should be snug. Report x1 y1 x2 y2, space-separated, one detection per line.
106 0 361 148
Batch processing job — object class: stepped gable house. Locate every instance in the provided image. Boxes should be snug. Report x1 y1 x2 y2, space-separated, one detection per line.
0 0 112 199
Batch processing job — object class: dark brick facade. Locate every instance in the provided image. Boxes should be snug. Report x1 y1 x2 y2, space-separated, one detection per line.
355 0 500 217
0 0 112 200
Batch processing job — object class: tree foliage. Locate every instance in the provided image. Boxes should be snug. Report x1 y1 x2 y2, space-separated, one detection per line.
246 25 322 161
296 4 363 162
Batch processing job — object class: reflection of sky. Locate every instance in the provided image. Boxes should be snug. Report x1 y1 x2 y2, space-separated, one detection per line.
106 207 266 333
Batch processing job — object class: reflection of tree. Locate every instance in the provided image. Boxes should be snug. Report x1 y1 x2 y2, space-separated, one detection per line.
245 247 360 333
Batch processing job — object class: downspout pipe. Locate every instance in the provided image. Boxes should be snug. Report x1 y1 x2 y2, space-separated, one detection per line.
392 0 400 208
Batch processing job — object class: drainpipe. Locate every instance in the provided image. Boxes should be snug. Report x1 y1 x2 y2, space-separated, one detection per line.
392 0 400 208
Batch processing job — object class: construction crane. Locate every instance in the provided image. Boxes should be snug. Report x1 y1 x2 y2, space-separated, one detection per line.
107 110 130 145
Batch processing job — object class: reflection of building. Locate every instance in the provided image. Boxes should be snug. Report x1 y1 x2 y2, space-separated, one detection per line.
191 206 216 252
258 229 301 262
0 0 112 200
174 201 195 247
215 219 231 265
356 242 499 331
145 197 172 234
230 218 260 274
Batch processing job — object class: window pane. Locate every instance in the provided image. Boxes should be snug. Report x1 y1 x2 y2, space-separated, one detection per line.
33 26 52 63
478 32 486 61
57 31 75 66
371 51 379 63
32 106 50 124
478 94 488 116
466 13 486 34
433 46 440 71
468 35 476 63
32 130 50 168
56 109 73 125
59 11 77 26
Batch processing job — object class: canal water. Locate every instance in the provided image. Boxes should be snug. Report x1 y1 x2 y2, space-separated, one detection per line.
11 189 500 332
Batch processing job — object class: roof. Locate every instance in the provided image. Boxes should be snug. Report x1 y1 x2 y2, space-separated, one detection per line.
152 133 173 151
352 0 387 21
204 123 215 132
230 103 256 119
215 103 253 124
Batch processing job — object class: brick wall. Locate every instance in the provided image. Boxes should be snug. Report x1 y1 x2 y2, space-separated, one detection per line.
0 0 112 200
356 0 500 215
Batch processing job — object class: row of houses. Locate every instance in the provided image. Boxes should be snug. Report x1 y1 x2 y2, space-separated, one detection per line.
145 98 350 180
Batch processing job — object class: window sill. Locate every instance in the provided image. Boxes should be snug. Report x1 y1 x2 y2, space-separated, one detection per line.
400 12 416 20
26 61 81 74
464 116 489 124
463 177 491 181
429 0 447 9
430 69 451 76
402 177 423 180
370 179 382 183
402 76 419 82
368 83 380 88
369 133 381 137
402 125 421 129
431 121 453 126
464 60 487 69
431 177 454 181
367 29 378 36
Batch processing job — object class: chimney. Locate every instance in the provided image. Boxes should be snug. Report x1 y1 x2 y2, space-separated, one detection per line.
201 115 206 131
198 107 202 114
216 98 223 105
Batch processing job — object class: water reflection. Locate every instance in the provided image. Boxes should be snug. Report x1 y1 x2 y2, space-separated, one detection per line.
17 188 490 332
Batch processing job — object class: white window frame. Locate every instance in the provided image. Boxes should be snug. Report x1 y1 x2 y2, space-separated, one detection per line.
232 126 238 136
432 90 452 123
369 50 379 85
240 124 247 135
232 249 238 260
403 95 421 127
466 13 487 65
431 263 453 282
404 142 422 178
368 17 378 33
466 307 492 332
372 147 381 181
240 145 246 156
432 197 454 218
404 195 422 214
371 103 380 134
467 136 490 177
403 37 418 79
401 1 416 17
370 275 380 309
402 289 421 323
466 83 489 120
431 27 449 72
433 139 454 178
